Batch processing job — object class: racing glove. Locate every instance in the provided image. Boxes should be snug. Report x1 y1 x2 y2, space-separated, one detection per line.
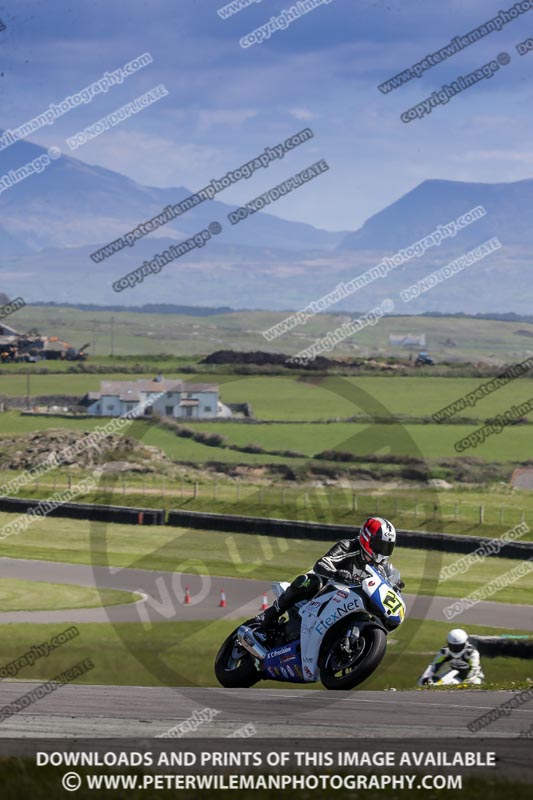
336 569 353 584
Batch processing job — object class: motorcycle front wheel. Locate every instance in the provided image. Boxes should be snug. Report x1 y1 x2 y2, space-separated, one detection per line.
214 623 262 688
319 621 387 690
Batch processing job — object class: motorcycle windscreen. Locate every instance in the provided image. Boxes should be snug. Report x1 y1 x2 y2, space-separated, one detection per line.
363 568 405 626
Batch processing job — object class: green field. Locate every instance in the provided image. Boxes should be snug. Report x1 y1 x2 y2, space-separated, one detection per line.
0 578 138 612
189 419 533 462
0 617 530 690
2 372 533 425
4 456 533 535
8 304 533 362
0 372 156 397
0 407 531 465
1 517 532 604
214 375 533 422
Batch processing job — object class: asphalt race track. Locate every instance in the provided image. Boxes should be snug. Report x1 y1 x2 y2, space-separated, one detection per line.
0 683 532 739
1 557 532 629
0 557 531 741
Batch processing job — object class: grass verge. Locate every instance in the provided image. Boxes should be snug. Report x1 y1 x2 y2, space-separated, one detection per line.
0 517 532 605
0 618 531 689
0 578 139 612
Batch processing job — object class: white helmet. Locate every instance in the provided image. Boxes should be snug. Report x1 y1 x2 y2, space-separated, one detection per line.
447 628 468 656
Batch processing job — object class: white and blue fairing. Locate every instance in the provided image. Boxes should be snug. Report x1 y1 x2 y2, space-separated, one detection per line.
265 566 405 683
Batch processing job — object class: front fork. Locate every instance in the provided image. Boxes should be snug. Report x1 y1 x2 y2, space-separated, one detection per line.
342 626 360 648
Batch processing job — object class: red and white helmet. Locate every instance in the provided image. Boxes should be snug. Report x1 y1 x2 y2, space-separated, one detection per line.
359 517 396 564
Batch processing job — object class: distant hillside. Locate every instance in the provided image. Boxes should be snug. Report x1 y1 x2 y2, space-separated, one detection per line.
0 133 346 253
339 178 533 251
30 302 235 316
0 135 531 312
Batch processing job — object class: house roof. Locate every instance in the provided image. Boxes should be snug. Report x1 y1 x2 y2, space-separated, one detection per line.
89 377 218 403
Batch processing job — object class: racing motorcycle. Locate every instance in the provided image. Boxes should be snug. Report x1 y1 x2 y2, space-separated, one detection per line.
417 670 464 687
214 564 405 690
417 668 483 687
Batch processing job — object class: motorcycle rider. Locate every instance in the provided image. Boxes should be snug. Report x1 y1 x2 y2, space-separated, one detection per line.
419 629 484 685
256 517 404 628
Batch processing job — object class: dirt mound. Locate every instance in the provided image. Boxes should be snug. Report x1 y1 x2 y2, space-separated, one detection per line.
0 429 171 472
201 349 349 370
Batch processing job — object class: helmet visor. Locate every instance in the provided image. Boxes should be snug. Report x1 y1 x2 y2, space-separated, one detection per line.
448 641 466 654
373 538 395 557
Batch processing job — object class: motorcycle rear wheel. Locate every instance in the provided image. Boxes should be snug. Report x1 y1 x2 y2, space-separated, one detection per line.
214 623 262 688
319 622 387 690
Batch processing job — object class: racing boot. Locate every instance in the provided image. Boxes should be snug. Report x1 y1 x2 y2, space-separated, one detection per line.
253 575 312 628
254 597 284 628
254 573 320 628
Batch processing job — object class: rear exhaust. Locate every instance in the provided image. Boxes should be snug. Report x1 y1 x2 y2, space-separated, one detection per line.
237 625 269 660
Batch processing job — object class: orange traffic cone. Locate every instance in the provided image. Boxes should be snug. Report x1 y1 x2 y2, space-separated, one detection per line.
260 592 268 610
184 586 191 605
219 590 227 608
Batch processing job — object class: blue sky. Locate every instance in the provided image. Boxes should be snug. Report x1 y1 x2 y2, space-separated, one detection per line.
0 0 532 231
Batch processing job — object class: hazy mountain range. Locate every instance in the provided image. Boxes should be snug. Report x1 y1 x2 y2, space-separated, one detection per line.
0 134 530 312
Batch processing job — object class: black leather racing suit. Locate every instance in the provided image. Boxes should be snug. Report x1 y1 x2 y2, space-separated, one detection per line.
270 538 403 618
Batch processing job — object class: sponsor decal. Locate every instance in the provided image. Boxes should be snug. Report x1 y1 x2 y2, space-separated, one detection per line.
368 580 376 587
281 654 296 663
304 666 314 678
268 645 292 658
336 589 349 599
382 521 396 541
315 599 359 635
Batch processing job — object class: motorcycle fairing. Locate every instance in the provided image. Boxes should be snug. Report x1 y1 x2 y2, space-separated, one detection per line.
361 565 405 626
262 639 305 683
298 584 367 682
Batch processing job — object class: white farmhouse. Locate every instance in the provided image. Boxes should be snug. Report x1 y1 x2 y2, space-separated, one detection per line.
83 376 231 419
